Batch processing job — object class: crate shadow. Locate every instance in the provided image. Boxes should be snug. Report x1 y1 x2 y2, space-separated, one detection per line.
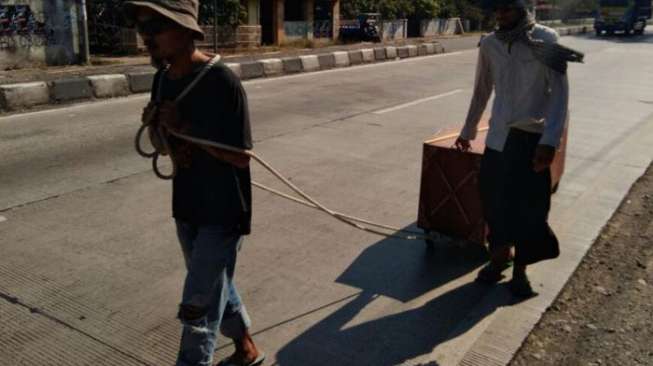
274 224 524 366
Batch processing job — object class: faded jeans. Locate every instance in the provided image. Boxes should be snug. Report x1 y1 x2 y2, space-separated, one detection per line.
175 220 252 366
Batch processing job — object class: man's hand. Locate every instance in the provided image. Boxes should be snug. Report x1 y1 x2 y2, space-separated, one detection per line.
158 101 185 132
455 137 472 152
533 145 556 172
141 101 157 125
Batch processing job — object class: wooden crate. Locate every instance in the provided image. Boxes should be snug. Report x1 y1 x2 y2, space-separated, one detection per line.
417 125 567 245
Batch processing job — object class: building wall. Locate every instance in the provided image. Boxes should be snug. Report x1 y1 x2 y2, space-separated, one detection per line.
0 0 83 69
252 0 341 45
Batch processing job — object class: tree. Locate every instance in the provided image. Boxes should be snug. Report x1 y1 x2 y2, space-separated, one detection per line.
376 0 414 18
341 0 378 18
438 0 488 28
413 0 440 19
341 0 439 19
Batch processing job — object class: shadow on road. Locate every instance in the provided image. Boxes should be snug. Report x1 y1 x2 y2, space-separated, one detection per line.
274 224 528 366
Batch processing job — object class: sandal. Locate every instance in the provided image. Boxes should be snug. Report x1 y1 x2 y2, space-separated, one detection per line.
509 275 536 298
216 353 266 366
475 261 511 284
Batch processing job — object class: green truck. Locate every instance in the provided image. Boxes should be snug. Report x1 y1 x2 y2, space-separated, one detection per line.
595 0 652 35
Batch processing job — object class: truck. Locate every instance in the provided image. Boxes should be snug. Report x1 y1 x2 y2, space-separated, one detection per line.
594 0 652 35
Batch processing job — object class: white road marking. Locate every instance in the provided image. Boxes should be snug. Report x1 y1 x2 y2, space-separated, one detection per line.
0 216 6 223
373 89 464 114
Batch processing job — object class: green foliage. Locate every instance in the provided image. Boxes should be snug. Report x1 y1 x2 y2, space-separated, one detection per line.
413 0 441 18
198 0 246 26
341 0 440 19
341 0 378 18
376 0 414 18
437 0 484 24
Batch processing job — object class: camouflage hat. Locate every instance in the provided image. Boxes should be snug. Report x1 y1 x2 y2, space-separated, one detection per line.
123 0 205 40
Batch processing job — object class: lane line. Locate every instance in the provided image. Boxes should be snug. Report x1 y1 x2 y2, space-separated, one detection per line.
373 89 464 114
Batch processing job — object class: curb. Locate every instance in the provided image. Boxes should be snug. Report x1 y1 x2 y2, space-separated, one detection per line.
0 82 50 111
299 55 320 72
317 53 336 70
127 72 155 94
51 78 93 103
260 59 284 77
0 26 589 113
373 47 387 61
88 74 130 99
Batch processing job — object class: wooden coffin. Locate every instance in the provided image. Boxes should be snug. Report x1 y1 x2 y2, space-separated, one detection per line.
417 125 568 245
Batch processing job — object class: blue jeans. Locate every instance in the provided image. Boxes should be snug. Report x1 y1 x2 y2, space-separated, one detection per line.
175 220 252 366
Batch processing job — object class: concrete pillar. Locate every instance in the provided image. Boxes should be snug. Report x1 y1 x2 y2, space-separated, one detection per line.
304 0 315 40
273 0 285 44
247 0 260 25
331 0 340 40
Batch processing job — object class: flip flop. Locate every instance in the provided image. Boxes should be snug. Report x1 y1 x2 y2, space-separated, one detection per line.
216 353 266 366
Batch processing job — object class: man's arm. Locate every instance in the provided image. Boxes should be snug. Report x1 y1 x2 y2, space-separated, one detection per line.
157 100 251 168
532 70 568 172
460 42 494 141
200 146 250 169
539 70 569 148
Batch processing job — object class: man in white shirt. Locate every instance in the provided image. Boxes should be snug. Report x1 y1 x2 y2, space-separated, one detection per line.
455 0 583 297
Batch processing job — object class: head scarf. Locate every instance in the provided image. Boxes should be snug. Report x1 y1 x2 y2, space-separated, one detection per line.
494 5 584 74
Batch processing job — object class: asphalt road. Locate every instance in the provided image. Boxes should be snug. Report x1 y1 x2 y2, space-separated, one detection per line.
1 32 653 366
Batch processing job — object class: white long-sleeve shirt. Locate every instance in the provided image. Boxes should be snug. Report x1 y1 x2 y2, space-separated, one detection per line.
460 24 569 151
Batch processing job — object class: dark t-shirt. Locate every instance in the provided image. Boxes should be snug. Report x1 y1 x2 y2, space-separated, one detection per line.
151 63 253 234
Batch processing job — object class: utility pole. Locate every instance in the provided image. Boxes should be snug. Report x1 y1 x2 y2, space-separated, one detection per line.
213 0 218 54
79 0 91 65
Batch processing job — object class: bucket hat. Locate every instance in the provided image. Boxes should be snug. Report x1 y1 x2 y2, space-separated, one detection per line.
123 0 205 40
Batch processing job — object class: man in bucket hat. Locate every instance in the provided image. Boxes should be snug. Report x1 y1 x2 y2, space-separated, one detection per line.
124 1 264 365
455 0 583 297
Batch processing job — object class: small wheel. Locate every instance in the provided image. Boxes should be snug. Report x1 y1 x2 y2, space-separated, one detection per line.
424 229 437 249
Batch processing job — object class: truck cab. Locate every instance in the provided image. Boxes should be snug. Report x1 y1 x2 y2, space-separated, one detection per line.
595 0 652 35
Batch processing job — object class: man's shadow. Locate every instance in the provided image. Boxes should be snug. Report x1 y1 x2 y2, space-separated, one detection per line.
275 225 527 366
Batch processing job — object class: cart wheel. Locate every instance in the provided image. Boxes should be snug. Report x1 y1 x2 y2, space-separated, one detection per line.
424 230 437 250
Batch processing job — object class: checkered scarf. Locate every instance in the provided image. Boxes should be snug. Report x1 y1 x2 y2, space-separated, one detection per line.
495 15 584 74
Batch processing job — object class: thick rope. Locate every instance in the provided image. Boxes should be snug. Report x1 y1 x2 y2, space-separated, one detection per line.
167 130 436 241
135 55 439 242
